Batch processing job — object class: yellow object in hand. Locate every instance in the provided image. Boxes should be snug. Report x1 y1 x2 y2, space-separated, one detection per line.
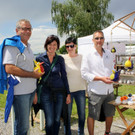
33 60 44 73
110 70 115 80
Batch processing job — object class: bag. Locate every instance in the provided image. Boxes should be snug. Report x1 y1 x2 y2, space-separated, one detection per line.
61 98 69 135
31 102 42 126
36 83 43 104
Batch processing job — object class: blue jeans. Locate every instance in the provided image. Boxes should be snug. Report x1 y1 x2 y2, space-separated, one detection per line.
41 90 64 135
67 90 86 135
13 91 35 135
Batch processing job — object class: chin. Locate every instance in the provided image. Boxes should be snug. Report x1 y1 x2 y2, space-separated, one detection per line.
96 45 102 47
49 51 55 54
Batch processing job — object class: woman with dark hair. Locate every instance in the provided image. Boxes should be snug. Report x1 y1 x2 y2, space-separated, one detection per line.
62 37 86 135
34 35 71 135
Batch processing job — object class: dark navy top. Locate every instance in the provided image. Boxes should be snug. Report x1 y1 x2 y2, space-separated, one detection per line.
36 51 70 94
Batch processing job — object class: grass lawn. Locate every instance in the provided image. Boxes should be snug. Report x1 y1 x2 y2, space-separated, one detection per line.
71 84 135 122
0 91 7 111
113 84 135 120
0 84 135 120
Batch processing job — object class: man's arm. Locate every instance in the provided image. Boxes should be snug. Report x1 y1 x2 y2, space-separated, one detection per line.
81 54 95 82
94 76 113 84
5 64 44 79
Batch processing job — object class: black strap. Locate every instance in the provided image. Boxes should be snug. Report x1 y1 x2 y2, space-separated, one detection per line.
36 54 58 104
40 54 58 84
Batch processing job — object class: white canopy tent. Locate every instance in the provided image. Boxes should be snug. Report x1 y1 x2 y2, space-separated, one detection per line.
78 20 135 55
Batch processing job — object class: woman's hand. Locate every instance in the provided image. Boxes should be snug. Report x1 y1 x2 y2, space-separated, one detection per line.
66 94 71 104
33 92 38 104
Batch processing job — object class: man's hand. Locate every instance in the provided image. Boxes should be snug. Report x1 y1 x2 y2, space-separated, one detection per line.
94 76 113 84
101 77 114 84
33 68 45 79
5 64 44 79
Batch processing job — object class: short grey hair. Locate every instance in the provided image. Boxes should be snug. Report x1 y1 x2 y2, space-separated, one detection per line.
16 19 32 29
93 30 104 39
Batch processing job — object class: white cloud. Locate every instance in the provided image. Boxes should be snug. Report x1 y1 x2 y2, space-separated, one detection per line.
29 26 67 54
0 0 52 24
0 25 67 54
0 0 135 55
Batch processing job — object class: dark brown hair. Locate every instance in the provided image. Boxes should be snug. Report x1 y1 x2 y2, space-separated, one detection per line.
44 35 60 51
65 37 77 45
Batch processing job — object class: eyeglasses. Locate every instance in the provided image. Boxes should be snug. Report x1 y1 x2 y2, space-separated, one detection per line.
65 45 74 48
18 27 32 31
94 37 104 40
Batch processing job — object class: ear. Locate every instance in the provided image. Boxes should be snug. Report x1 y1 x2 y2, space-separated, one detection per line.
16 28 19 34
74 45 76 49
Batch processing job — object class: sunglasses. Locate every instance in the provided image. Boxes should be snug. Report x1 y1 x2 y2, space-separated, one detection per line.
65 44 74 48
94 37 104 40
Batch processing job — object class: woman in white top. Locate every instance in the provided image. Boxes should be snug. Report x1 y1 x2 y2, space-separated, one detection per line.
62 37 86 135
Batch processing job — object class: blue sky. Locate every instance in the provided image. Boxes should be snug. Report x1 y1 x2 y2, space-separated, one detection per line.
0 0 135 53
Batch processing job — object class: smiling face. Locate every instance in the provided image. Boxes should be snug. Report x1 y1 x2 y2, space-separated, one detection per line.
65 42 76 54
16 20 32 45
92 32 105 49
47 40 58 54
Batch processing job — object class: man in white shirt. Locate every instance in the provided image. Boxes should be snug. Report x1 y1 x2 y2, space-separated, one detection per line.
81 30 115 135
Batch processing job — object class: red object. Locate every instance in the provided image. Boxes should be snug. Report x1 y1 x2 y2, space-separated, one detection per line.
114 64 116 69
120 96 128 101
120 97 124 101
39 62 44 72
123 96 128 100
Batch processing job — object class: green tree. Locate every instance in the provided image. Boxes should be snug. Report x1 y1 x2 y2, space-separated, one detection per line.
57 45 67 54
51 0 114 37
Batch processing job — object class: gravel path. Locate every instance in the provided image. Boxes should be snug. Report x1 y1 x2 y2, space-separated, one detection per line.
0 109 135 135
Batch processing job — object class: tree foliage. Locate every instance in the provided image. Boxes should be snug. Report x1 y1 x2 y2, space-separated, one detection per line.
51 0 114 37
58 45 67 54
